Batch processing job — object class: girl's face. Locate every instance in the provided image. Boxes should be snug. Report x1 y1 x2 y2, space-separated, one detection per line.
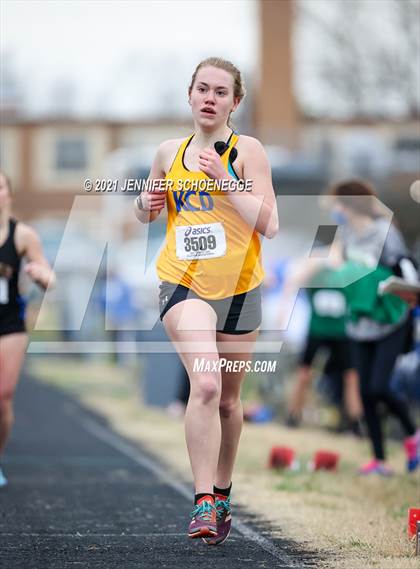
189 66 239 129
0 174 11 210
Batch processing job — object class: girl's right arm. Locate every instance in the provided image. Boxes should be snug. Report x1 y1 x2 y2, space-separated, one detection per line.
133 142 168 224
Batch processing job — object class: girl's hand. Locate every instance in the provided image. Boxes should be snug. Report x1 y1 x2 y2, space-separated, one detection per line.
24 262 55 288
138 190 166 212
198 148 228 180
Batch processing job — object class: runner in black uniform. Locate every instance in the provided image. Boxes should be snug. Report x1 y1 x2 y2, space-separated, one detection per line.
0 218 26 335
0 171 55 487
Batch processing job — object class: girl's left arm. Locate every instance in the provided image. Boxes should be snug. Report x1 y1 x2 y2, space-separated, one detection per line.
16 224 56 290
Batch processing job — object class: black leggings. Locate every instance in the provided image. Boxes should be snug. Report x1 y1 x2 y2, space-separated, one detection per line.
352 322 416 460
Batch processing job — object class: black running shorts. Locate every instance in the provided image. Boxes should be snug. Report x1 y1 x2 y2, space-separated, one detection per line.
0 313 26 337
158 281 262 335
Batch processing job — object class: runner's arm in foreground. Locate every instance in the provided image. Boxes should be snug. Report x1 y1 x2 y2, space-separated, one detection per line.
15 224 56 290
198 136 279 239
133 140 176 224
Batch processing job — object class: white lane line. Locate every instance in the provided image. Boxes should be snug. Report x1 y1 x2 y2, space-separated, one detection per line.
80 415 302 566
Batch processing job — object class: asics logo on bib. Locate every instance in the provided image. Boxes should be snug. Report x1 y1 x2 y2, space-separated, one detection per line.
173 190 214 212
185 226 211 237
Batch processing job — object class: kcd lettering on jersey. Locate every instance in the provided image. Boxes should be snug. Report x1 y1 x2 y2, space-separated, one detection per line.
173 190 214 212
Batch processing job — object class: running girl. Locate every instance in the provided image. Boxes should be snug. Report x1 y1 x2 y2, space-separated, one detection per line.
134 57 278 544
0 171 56 487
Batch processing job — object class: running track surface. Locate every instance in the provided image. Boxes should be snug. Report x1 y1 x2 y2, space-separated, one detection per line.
0 374 321 569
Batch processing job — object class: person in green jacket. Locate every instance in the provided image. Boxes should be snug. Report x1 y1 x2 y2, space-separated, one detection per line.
328 179 419 475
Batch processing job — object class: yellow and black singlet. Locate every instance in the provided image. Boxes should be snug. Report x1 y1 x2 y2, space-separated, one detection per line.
156 132 264 299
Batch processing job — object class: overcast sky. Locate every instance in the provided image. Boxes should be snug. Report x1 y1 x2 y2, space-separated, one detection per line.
1 0 258 117
2 0 415 119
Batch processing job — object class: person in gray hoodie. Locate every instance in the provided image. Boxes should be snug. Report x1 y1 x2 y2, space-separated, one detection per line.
328 179 419 476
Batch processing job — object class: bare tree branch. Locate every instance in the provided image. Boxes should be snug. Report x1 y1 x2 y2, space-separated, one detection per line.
297 0 420 118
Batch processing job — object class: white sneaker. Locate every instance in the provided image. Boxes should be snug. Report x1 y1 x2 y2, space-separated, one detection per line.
0 467 8 488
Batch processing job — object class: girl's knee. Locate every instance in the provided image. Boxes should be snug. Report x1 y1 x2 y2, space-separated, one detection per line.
191 374 221 404
219 398 241 418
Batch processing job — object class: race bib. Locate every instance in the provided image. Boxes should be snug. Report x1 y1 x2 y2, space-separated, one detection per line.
313 290 346 318
0 278 9 304
176 223 226 260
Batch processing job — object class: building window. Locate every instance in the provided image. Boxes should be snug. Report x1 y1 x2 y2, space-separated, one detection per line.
393 138 420 173
55 137 87 171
